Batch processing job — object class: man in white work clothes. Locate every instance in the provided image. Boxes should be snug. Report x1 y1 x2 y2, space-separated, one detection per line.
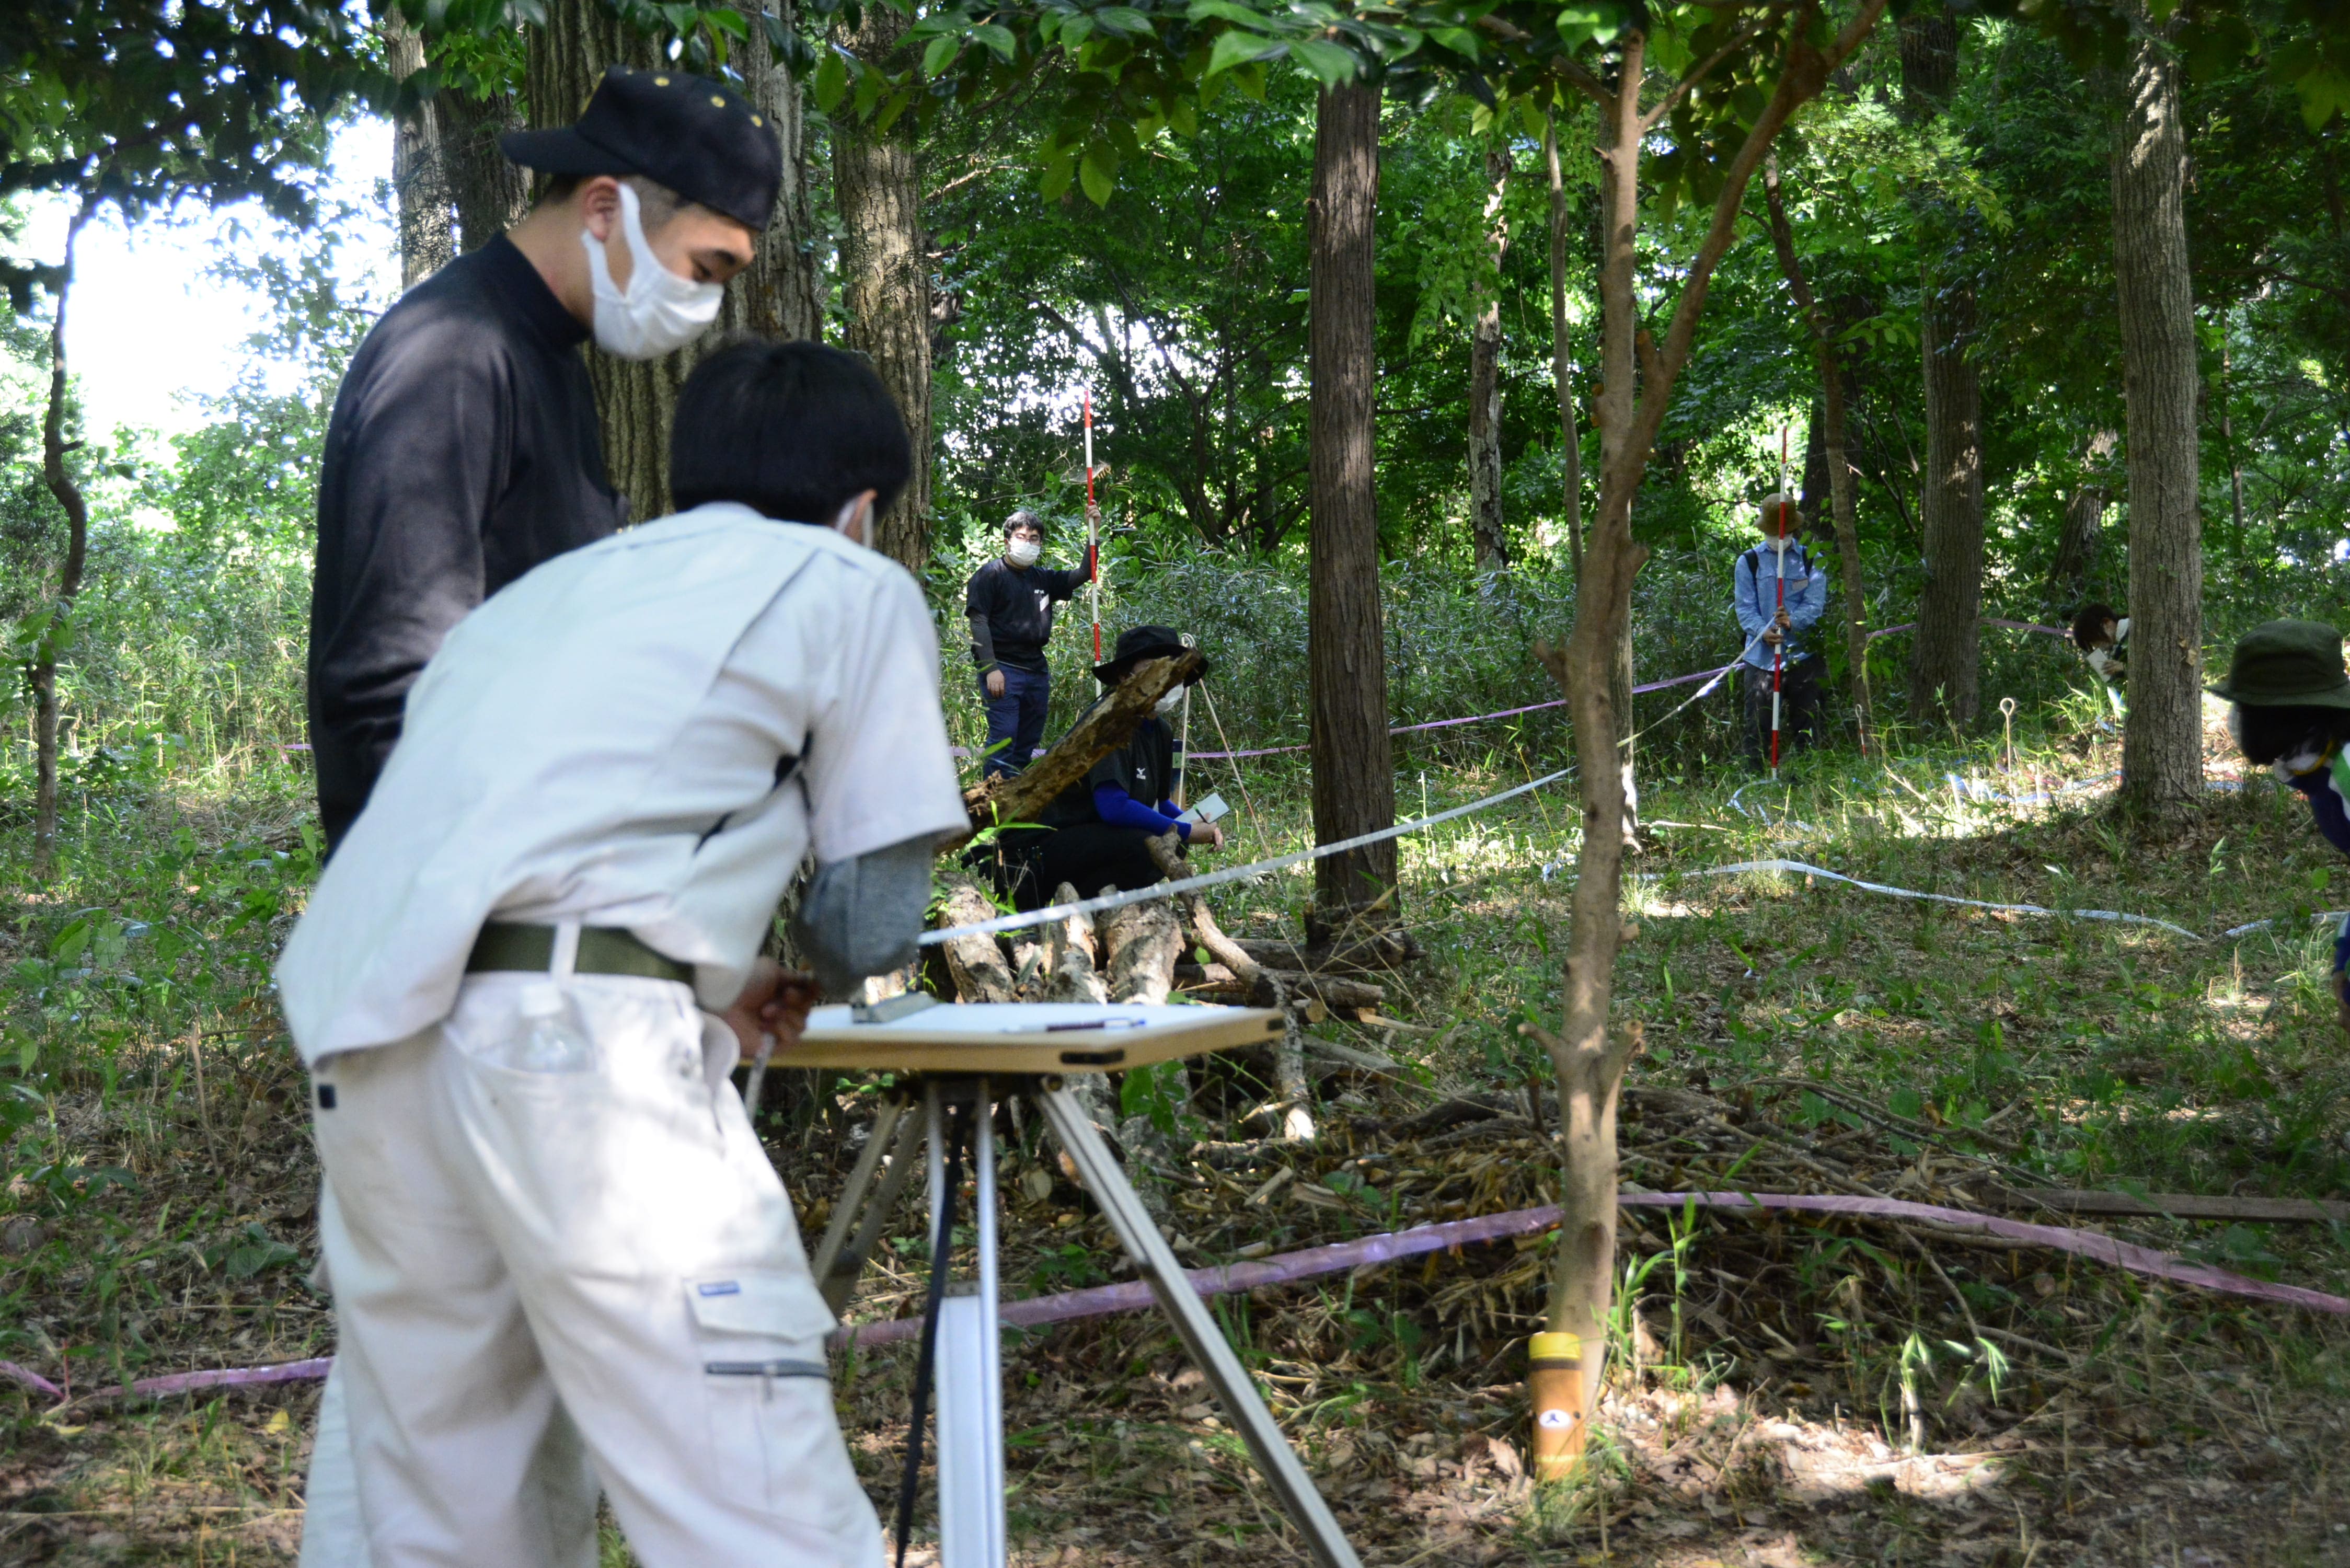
277 340 967 1567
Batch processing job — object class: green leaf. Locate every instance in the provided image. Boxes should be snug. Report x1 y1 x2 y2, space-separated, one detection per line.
971 21 1018 60
1186 0 1274 24
1058 13 1095 47
1041 143 1079 202
1079 142 1119 205
1285 37 1358 86
1095 6 1155 37
922 33 961 76
813 48 849 112
1205 27 1280 77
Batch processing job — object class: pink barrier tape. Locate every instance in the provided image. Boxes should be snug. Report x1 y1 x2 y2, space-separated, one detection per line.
11 1179 2335 1403
831 1186 2347 1349
0 1361 61 1399
1625 1192 2349 1315
0 1354 335 1409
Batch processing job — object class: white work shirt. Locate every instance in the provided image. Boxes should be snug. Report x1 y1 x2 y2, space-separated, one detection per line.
277 502 968 1065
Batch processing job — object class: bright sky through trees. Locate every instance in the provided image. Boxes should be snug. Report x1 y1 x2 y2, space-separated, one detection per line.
15 119 394 441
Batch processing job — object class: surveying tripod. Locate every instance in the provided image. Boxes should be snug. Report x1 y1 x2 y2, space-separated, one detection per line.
810 1073 1363 1568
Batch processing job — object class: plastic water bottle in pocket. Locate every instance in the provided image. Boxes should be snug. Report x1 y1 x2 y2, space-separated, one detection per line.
490 982 597 1073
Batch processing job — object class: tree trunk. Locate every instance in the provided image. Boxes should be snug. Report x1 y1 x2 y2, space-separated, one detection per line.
1763 155 1873 750
1910 274 1983 725
529 0 823 524
436 85 532 254
1546 107 1584 575
1467 143 1511 574
1307 80 1396 939
1900 7 1980 728
387 13 454 289
2111 15 2204 818
835 1 932 572
32 200 97 881
2049 482 2109 603
1531 3 1888 1478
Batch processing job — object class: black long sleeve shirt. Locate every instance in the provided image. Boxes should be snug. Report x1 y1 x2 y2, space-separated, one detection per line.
963 551 1093 675
308 237 627 847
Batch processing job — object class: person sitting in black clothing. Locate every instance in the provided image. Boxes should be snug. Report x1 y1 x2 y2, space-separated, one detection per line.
1001 625 1221 909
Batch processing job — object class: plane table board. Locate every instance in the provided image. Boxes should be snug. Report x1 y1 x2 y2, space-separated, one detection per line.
767 1001 1283 1074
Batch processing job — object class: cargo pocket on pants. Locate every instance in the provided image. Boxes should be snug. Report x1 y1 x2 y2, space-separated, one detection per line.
687 1271 850 1520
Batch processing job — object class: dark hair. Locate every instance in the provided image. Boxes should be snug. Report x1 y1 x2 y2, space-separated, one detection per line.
670 340 911 523
2070 602 2121 652
2232 702 2350 766
1004 509 1043 538
536 172 688 228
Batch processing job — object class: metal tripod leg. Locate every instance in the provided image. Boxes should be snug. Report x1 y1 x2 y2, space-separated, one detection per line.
811 1091 922 1317
1036 1082 1362 1568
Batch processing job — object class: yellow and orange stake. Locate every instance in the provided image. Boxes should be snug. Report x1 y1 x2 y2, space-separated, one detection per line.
1528 1330 1587 1480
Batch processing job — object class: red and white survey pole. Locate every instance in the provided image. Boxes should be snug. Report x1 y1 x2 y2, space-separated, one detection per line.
1084 391 1102 665
1770 425 1790 780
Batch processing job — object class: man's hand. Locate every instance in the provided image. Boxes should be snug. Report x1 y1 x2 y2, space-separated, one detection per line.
984 668 1006 698
720 956 822 1061
1761 626 1783 647
1773 607 1792 629
1189 821 1226 851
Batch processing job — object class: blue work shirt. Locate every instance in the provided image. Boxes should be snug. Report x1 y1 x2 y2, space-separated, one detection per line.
2280 747 2350 976
1734 538 1829 670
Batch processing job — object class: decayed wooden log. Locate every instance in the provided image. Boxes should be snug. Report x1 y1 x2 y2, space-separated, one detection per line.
948 650 1203 850
1179 969 1386 1010
935 875 1017 1004
1228 931 1420 976
1040 881 1109 1006
1100 897 1182 1006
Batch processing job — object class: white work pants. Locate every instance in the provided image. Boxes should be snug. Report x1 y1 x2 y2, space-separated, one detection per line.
303 971 882 1568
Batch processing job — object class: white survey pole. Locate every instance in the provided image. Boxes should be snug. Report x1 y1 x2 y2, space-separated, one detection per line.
1084 393 1101 667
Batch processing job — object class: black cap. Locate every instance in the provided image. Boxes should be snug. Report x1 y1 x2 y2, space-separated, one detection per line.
501 66 781 233
1095 624 1210 688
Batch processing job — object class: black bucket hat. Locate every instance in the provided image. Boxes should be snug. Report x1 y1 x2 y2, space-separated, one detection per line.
2209 620 2350 710
500 66 781 233
1095 624 1209 688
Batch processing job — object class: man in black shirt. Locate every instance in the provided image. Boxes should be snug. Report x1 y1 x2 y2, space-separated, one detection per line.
964 508 1095 777
1000 625 1221 908
308 66 781 847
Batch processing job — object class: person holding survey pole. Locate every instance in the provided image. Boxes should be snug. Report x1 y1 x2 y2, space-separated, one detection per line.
306 65 779 849
965 508 1097 777
282 340 967 1567
1735 491 1828 768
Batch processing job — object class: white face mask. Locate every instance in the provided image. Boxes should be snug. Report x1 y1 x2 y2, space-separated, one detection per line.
1006 537 1042 568
1154 686 1184 718
581 184 723 361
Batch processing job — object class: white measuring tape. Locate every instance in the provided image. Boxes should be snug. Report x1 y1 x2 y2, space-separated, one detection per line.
924 766 1575 944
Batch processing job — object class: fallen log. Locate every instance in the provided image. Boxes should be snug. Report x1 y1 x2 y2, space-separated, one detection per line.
1179 969 1386 1011
935 875 1017 1003
1228 931 1421 976
950 651 1203 851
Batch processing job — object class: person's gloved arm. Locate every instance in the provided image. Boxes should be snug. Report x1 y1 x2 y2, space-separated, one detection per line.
1092 782 1190 840
788 833 937 996
966 609 997 674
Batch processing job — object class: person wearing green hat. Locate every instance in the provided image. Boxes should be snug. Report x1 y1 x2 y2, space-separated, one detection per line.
2213 619 2350 1033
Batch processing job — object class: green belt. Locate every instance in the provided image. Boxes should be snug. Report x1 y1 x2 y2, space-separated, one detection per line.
465 923 693 987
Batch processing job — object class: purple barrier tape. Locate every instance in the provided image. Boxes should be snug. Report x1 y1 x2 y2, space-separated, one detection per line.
0 1360 61 1399
830 1187 2348 1349
0 1354 333 1409
10 1181 2335 1403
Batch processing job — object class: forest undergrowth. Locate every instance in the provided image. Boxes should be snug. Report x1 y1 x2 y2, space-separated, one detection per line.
3 679 2348 1567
